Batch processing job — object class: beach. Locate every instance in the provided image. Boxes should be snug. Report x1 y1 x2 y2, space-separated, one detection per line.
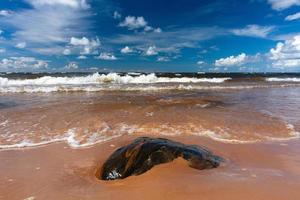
1 137 300 200
1 73 300 199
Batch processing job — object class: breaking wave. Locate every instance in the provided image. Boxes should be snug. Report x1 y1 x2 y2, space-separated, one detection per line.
0 73 230 85
0 73 234 93
266 77 300 82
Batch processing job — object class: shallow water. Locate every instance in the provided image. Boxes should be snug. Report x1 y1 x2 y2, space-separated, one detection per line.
0 85 300 149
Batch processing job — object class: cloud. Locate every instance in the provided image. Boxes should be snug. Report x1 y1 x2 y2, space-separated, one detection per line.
119 16 148 30
197 61 205 65
26 0 90 9
106 27 227 56
215 53 248 67
143 26 162 33
0 48 6 53
96 52 117 60
15 42 27 49
0 57 48 71
70 37 90 46
121 46 134 54
144 26 153 32
0 0 92 55
77 55 87 59
231 25 274 38
63 49 71 55
157 56 170 62
69 36 101 55
154 28 162 33
0 10 13 17
267 0 300 10
117 14 161 33
145 46 158 56
285 12 300 21
269 35 300 67
65 62 79 70
113 11 121 19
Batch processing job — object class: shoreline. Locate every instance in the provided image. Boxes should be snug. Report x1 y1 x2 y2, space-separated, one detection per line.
1 132 300 151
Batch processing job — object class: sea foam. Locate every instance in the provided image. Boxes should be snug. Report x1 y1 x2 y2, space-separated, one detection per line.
0 73 230 86
0 73 232 93
266 77 300 82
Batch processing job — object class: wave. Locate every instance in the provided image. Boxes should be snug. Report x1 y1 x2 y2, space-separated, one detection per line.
266 77 300 82
0 73 233 93
1 73 300 93
0 73 230 86
0 73 231 93
0 83 299 93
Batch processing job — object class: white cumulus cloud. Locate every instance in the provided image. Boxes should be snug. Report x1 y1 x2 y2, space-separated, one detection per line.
119 16 148 30
69 36 100 55
65 62 79 70
0 57 48 71
269 35 300 67
154 28 162 33
70 37 90 46
215 53 248 67
96 52 117 60
145 46 158 56
121 46 134 54
63 48 71 55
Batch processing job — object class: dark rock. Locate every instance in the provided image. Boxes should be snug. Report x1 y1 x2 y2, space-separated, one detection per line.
100 137 224 180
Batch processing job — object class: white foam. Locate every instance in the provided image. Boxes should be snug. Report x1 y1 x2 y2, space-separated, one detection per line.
0 73 230 86
2 73 300 93
267 77 300 82
127 72 142 76
1 122 300 150
0 73 232 93
0 124 138 150
263 123 300 142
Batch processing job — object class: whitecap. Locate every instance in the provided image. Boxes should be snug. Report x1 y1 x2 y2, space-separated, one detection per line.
266 77 300 82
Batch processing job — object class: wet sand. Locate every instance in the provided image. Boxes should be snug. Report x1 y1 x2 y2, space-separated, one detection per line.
1 135 300 200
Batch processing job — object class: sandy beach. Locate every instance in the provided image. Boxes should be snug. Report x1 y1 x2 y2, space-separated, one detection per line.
1 136 300 200
1 76 300 199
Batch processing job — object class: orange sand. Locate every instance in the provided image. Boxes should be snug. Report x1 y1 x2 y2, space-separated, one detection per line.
1 135 300 200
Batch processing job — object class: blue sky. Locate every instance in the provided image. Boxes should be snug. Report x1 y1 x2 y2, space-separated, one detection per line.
1 0 300 72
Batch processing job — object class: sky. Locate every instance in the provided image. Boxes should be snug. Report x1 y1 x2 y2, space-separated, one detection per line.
1 0 300 72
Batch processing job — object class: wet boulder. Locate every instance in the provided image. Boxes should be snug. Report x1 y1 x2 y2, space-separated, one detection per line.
100 137 224 180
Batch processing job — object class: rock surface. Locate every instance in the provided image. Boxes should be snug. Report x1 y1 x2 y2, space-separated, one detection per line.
100 137 224 180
